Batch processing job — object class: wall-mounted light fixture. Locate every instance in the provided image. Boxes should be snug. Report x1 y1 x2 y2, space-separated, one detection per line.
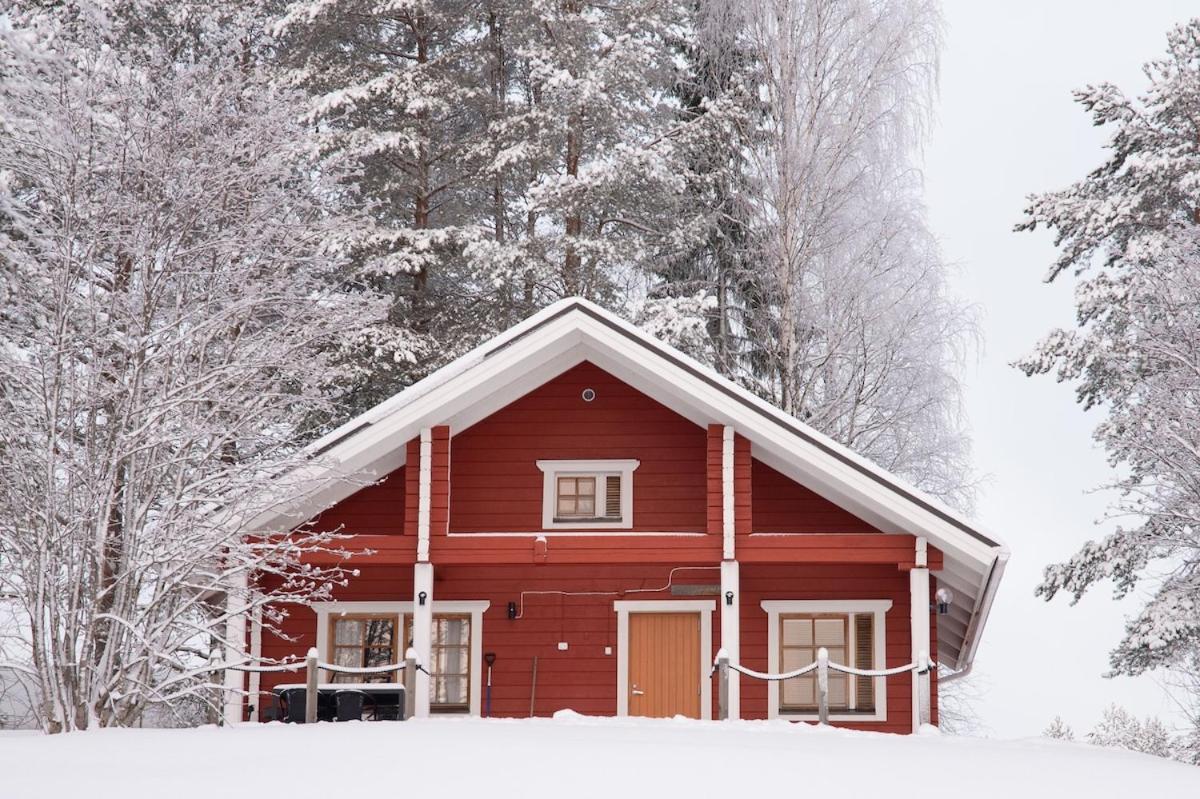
725 591 734 606
507 601 517 620
418 591 428 606
933 587 953 615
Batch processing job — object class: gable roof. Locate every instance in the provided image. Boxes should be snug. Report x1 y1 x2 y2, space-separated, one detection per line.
254 297 1008 673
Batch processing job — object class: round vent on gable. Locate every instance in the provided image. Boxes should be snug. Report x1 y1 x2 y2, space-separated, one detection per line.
581 388 596 402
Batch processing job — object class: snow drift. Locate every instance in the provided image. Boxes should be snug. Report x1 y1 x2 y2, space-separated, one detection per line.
2 714 1196 798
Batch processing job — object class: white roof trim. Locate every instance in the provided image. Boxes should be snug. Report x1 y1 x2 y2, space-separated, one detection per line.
249 297 1007 672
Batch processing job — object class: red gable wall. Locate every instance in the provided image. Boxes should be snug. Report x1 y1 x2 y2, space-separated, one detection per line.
449 361 709 533
751 459 883 534
307 464 407 536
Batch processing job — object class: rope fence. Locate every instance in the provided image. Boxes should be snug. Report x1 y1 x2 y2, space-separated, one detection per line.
223 648 427 723
712 647 934 725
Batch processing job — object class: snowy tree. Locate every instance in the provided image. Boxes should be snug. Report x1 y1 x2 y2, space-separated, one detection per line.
1021 20 1200 678
1044 716 1076 740
0 7 387 731
1087 706 1177 760
652 0 976 508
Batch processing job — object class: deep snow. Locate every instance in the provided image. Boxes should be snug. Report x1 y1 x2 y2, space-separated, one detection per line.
2 713 1197 798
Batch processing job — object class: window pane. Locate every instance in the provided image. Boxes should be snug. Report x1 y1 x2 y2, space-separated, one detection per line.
333 647 361 668
365 619 393 647
437 618 470 646
782 618 812 646
334 619 363 645
558 477 576 497
782 647 812 672
576 496 594 515
364 647 393 668
814 618 845 646
828 673 848 707
577 477 595 498
557 495 576 515
783 676 814 707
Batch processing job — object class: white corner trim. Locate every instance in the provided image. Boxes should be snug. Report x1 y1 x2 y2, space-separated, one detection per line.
417 428 432 561
761 599 892 723
536 459 640 529
614 599 715 721
722 426 735 559
311 599 490 716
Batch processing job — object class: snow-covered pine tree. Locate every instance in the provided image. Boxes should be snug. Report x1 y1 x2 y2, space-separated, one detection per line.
1044 716 1076 740
1020 20 1200 679
1087 706 1177 760
0 6 388 731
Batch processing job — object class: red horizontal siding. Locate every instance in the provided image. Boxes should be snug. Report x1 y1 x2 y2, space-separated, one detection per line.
305 465 406 536
449 362 709 534
751 458 882 534
258 561 937 729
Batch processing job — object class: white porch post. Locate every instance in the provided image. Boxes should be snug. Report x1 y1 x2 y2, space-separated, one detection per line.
909 537 931 732
720 559 740 719
412 562 434 718
248 602 263 722
413 427 435 718
222 568 248 726
719 425 739 718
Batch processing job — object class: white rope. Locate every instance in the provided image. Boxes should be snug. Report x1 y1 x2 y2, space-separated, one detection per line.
724 662 820 681
713 657 934 681
318 662 409 676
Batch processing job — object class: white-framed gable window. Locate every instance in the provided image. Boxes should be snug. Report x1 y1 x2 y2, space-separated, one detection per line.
536 459 639 529
761 599 892 722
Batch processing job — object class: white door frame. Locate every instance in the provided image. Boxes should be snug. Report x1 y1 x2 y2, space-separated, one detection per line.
614 599 715 720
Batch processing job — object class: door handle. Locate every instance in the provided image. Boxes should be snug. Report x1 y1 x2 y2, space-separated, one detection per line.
631 685 645 696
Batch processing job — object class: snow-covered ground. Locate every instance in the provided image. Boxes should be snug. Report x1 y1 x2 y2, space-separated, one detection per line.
3 713 1197 798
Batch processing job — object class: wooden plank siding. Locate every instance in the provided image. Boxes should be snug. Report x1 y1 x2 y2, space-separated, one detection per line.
257 361 945 730
448 362 710 535
256 562 937 726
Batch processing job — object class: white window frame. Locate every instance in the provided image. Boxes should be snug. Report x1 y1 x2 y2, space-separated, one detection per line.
761 599 892 722
614 599 714 721
311 600 489 716
536 459 640 529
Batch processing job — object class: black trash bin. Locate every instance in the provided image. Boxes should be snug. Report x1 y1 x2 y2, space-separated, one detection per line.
335 690 365 722
278 688 307 723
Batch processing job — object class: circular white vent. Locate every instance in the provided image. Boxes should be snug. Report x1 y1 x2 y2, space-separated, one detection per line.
581 388 596 402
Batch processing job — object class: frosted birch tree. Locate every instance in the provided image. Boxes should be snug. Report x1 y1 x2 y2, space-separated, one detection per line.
641 0 975 508
0 9 386 731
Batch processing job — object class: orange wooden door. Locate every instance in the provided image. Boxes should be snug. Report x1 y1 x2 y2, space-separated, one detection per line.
628 613 701 718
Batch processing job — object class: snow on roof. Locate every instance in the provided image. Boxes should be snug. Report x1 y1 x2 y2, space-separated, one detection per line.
250 297 1009 672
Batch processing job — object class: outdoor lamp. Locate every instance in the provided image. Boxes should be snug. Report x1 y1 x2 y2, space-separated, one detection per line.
934 587 954 615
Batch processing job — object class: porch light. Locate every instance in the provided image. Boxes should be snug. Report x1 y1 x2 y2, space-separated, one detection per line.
725 591 734 606
934 587 954 615
418 591 428 606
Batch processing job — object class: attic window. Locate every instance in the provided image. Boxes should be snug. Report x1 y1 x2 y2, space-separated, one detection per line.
536 460 640 529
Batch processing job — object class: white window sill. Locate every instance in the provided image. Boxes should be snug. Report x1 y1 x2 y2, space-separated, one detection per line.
778 711 887 723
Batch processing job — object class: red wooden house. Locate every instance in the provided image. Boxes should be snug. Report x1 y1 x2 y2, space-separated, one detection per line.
232 298 1007 733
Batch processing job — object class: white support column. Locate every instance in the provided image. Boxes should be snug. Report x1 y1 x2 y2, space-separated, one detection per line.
910 537 931 733
412 561 434 718
721 426 735 560
222 568 248 726
720 559 740 719
417 427 433 562
248 603 263 722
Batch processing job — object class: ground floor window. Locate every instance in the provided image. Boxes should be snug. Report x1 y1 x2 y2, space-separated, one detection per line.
329 615 397 683
779 613 874 713
761 600 891 721
406 614 471 712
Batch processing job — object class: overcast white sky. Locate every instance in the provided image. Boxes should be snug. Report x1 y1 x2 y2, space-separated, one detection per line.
924 1 1196 738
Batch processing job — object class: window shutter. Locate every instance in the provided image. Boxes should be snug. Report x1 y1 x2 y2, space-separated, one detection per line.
855 614 875 711
605 475 621 518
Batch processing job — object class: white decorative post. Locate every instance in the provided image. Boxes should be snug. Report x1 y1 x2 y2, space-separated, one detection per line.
720 559 740 719
413 426 435 718
412 562 434 718
909 537 931 732
222 567 248 726
816 647 830 725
